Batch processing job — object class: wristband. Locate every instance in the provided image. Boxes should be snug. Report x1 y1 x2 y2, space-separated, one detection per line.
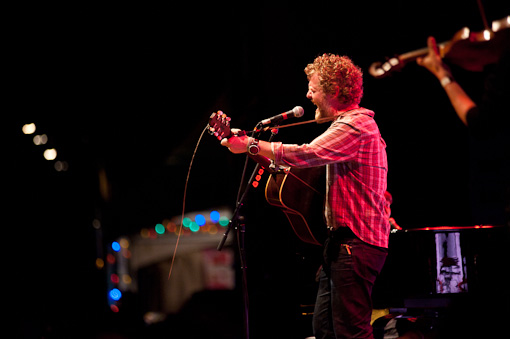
247 137 260 155
440 76 454 87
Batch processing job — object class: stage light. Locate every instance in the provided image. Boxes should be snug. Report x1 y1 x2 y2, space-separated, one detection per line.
483 29 491 41
210 211 220 223
43 148 57 160
460 27 470 40
140 228 150 238
92 219 101 229
112 241 121 252
492 16 510 32
189 222 199 232
119 238 130 249
107 253 116 264
110 273 120 284
166 221 177 232
195 214 206 226
109 288 122 301
155 223 165 234
33 134 48 145
182 217 192 228
95 258 105 269
219 216 229 227
122 249 131 259
122 274 132 285
209 225 218 235
54 161 69 172
22 123 36 134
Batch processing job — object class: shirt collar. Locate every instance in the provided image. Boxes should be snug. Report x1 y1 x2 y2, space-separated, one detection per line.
336 107 374 119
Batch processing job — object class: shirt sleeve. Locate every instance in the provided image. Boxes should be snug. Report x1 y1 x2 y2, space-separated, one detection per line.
273 120 361 168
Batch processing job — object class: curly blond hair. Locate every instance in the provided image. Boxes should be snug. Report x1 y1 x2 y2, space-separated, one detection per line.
304 53 363 106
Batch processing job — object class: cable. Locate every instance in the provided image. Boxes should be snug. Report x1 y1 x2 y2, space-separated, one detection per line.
168 125 209 280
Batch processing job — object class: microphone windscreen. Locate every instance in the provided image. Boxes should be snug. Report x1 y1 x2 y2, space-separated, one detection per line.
293 106 304 117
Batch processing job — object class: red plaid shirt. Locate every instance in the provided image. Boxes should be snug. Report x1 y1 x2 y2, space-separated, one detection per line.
272 108 389 248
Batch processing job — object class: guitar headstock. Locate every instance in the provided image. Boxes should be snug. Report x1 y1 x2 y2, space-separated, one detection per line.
208 111 232 140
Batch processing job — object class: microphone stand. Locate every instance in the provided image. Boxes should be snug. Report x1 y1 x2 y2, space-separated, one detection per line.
217 125 279 339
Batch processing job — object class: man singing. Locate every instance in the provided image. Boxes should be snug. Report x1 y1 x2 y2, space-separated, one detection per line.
222 53 389 339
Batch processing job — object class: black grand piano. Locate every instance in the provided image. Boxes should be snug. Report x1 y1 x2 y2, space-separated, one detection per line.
371 224 510 338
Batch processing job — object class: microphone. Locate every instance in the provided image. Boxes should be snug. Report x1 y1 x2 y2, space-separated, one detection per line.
260 106 304 125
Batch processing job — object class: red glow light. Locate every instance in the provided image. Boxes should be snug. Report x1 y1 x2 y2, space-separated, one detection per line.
407 225 499 232
111 273 119 284
107 254 116 264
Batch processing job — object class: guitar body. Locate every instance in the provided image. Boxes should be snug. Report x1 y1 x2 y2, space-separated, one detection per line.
265 166 327 245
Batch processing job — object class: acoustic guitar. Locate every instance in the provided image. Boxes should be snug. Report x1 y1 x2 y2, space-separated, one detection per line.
208 111 327 245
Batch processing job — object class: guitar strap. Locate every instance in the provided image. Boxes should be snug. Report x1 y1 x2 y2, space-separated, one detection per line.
324 163 332 229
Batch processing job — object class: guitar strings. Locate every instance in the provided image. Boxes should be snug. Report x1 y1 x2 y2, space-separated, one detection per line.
168 124 209 280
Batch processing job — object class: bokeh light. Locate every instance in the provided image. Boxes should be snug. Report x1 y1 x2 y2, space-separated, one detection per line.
182 217 192 228
195 214 206 226
109 288 122 301
43 148 57 160
219 216 230 227
155 223 165 234
112 241 121 252
189 222 200 232
22 123 36 134
210 211 220 223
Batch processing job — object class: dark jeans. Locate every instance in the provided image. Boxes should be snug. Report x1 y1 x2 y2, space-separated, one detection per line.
313 230 387 339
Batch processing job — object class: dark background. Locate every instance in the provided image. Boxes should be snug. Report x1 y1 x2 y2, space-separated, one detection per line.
7 1 509 338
